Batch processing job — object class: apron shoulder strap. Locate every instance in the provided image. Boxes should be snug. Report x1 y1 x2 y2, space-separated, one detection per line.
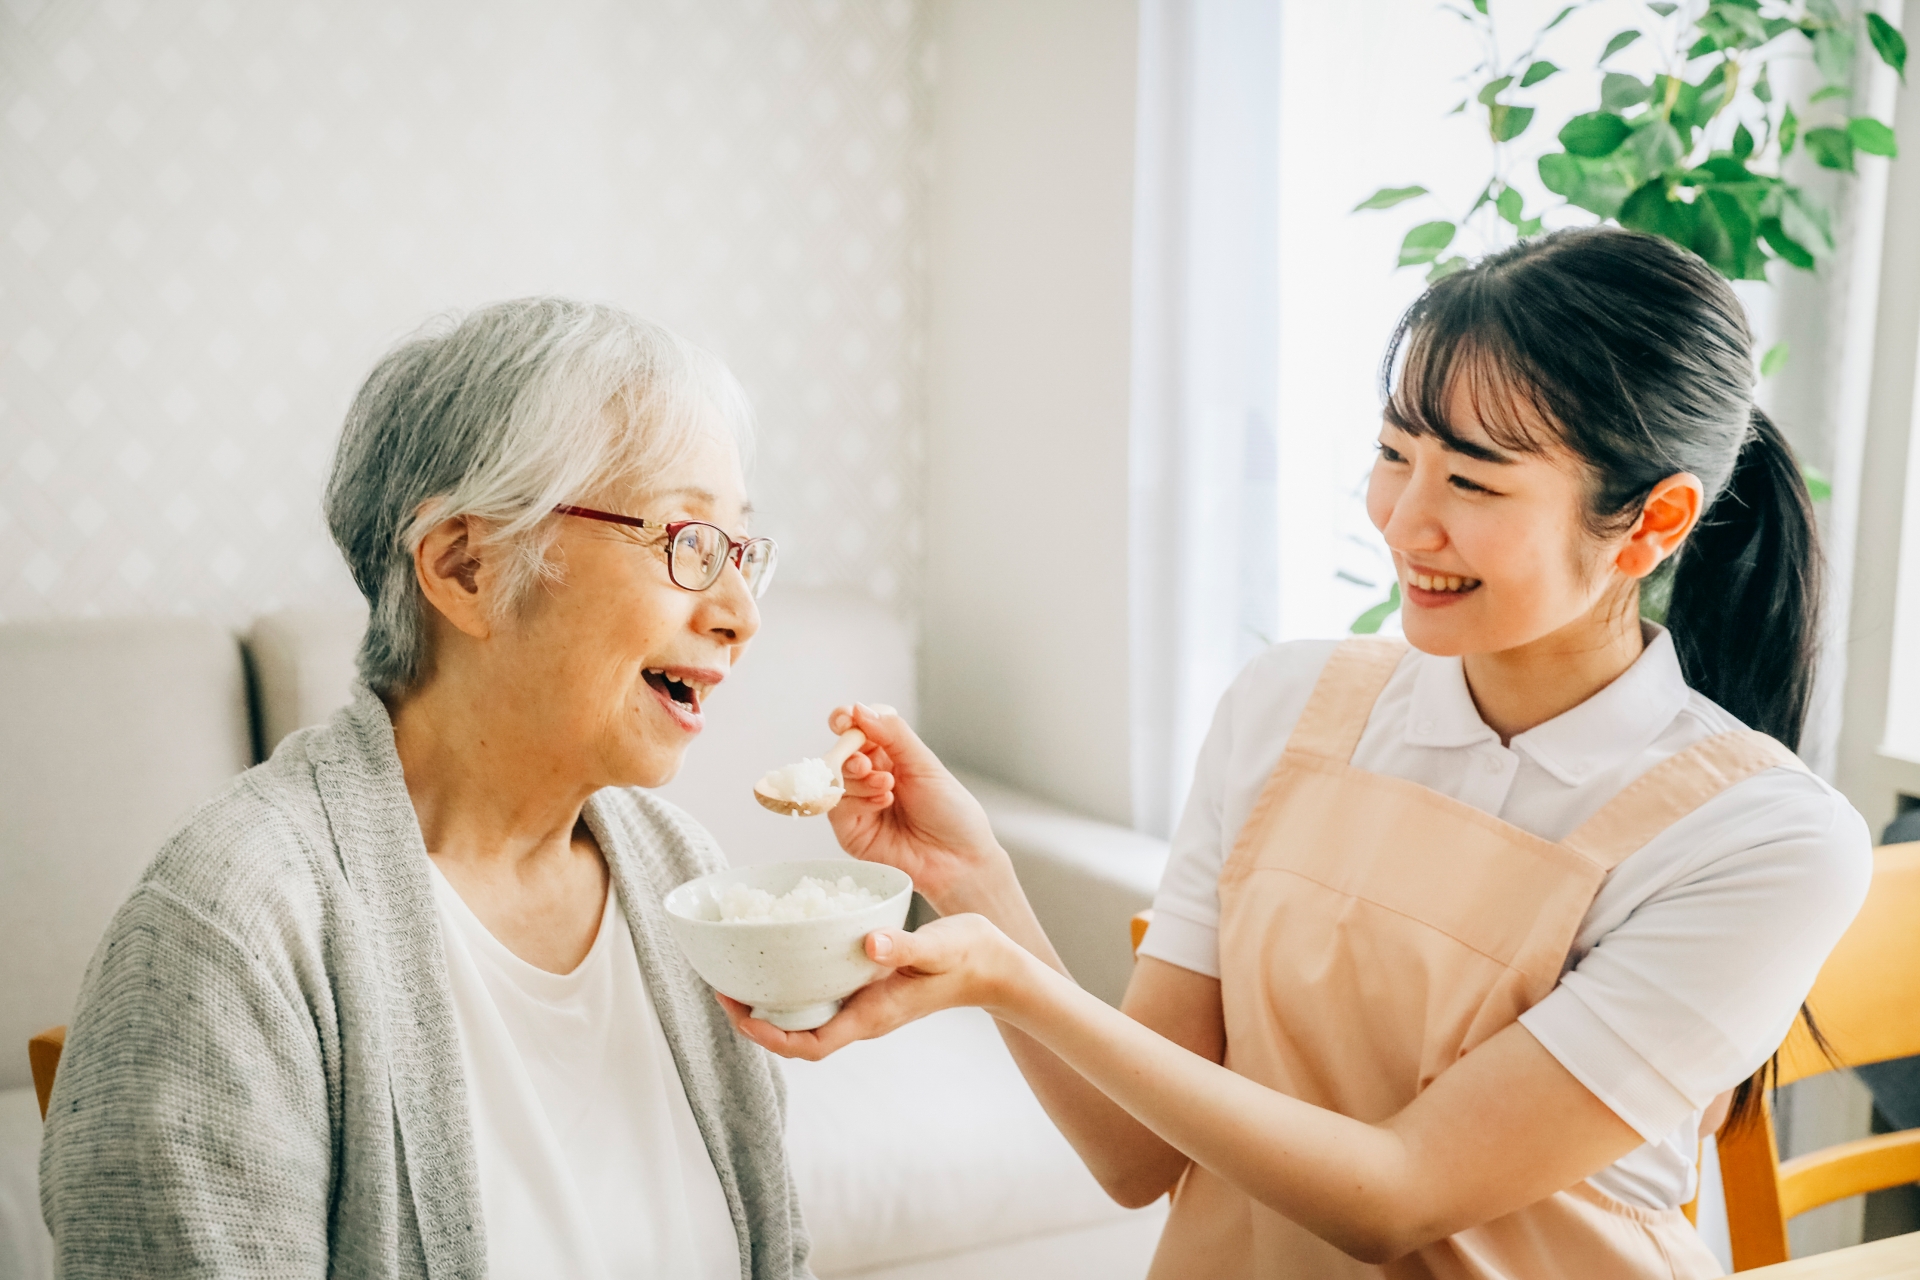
1561 729 1808 872
1283 637 1411 764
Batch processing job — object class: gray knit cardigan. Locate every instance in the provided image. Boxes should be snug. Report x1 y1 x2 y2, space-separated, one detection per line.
39 684 811 1279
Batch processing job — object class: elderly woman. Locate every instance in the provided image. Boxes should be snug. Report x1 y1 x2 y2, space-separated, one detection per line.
40 299 807 1279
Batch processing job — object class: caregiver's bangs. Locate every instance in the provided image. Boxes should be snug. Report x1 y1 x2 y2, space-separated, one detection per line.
1381 300 1566 458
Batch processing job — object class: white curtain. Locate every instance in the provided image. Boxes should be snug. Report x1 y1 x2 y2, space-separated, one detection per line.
1128 0 1280 838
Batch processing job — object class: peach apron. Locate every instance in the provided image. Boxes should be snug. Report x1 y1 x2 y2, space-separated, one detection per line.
1147 638 1802 1280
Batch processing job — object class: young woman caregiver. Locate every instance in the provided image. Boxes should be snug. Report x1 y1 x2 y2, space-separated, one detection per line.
726 227 1873 1277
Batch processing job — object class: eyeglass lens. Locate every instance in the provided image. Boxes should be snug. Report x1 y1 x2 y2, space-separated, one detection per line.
668 523 778 598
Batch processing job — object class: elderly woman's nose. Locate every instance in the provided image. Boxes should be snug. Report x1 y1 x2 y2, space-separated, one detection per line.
700 564 762 643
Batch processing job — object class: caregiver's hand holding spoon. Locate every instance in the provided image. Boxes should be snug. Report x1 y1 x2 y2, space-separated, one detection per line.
822 703 1025 912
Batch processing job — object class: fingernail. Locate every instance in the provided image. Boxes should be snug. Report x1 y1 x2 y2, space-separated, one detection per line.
871 703 897 717
854 702 874 718
831 711 850 731
870 932 893 958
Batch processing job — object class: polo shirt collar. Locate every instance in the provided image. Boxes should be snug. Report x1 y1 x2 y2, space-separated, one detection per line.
1403 624 1693 785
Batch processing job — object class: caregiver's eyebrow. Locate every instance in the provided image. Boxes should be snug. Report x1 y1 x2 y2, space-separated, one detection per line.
1438 436 1517 465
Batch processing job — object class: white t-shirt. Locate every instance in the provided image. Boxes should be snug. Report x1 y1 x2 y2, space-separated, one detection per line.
1137 628 1871 1210
430 863 741 1280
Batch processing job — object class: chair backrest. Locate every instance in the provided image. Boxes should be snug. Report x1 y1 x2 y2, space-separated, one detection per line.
1716 841 1920 1270
29 1025 65 1119
0 617 254 1092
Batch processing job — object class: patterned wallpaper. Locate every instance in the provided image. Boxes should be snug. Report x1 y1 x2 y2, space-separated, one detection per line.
0 0 928 623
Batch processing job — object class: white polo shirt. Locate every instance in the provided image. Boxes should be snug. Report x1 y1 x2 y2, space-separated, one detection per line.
1138 628 1871 1210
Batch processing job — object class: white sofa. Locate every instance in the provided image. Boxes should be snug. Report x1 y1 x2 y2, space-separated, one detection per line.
0 590 1168 1279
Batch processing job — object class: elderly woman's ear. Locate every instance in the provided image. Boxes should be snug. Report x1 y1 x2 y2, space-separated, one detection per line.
414 513 498 641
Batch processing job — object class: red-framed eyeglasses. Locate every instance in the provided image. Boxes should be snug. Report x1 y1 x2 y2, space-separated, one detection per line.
553 504 779 599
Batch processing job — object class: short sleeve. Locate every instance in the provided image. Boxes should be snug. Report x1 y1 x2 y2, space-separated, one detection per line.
1136 685 1236 979
1519 773 1872 1142
1136 640 1341 979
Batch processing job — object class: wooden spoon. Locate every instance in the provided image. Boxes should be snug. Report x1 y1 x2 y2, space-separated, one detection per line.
753 728 867 817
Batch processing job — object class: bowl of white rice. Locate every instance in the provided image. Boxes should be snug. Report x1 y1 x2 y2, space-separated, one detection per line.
663 859 914 1030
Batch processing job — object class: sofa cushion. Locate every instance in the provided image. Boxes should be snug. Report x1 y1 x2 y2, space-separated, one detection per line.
0 617 252 1092
245 607 368 755
783 1007 1159 1275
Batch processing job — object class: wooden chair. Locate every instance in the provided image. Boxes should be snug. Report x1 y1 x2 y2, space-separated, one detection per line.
29 1025 64 1120
1716 840 1920 1270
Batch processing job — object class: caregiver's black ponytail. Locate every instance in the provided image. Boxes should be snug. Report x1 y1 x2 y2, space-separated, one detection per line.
1665 408 1823 750
1382 227 1827 1133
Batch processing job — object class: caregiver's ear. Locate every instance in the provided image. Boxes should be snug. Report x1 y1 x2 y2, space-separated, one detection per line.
414 512 496 640
1616 472 1704 580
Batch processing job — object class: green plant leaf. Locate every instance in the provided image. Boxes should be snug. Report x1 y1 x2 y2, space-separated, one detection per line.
1761 341 1791 378
1428 255 1470 282
1602 71 1653 111
1868 12 1908 82
1471 0 1488 13
1763 17 1796 42
1350 582 1401 635
1649 1 1678 14
1813 27 1855 85
1849 116 1899 158
1753 65 1773 104
1489 103 1536 142
1398 220 1458 266
1801 464 1832 503
1690 189 1743 277
1803 125 1855 170
1520 59 1561 87
1519 215 1544 237
1687 33 1718 59
1601 28 1644 63
1448 99 1469 115
1807 0 1843 25
1781 102 1799 156
1733 122 1755 160
1630 119 1687 174
1809 84 1850 104
1354 185 1431 211
1538 151 1583 195
1545 4 1579 30
1710 3 1769 47
1496 185 1524 224
1478 75 1514 106
1782 187 1835 254
1759 216 1816 268
1620 179 1699 245
1561 111 1633 156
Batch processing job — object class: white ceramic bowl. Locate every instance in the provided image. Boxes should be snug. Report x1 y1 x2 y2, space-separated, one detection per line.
663 859 914 1031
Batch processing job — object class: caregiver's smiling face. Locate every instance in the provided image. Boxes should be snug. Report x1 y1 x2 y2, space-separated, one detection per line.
1365 374 1623 659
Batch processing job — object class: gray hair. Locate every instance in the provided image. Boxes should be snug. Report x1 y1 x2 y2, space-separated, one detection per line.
324 297 755 695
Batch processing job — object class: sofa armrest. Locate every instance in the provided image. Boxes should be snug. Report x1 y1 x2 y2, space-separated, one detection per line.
954 770 1168 1006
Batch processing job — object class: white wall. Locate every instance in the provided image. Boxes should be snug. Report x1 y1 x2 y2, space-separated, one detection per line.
917 0 1139 826
0 0 928 623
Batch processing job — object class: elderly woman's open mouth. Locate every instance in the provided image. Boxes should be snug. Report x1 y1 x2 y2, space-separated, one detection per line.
645 665 723 729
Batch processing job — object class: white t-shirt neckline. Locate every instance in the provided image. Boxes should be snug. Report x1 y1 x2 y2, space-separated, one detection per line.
429 859 741 1280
